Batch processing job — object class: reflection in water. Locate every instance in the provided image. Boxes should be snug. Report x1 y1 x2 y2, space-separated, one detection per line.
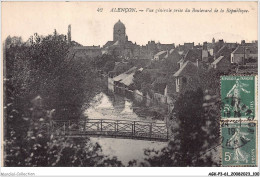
85 92 165 123
84 91 167 165
90 137 166 165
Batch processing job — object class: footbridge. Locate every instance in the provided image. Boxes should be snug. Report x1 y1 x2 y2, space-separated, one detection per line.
50 119 169 142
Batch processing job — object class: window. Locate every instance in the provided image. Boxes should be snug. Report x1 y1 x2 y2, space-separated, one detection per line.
176 77 180 85
176 77 180 92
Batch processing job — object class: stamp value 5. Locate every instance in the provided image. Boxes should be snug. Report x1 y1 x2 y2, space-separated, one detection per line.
221 121 257 166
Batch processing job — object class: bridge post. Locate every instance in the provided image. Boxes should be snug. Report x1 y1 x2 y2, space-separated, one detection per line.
116 120 119 132
166 126 169 140
133 121 135 137
100 119 103 132
149 123 152 140
84 120 86 133
131 124 133 138
114 122 116 137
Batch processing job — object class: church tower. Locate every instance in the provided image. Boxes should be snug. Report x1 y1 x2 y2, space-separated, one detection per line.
67 24 71 44
113 20 126 43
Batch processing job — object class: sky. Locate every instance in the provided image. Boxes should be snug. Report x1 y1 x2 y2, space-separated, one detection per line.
2 1 258 46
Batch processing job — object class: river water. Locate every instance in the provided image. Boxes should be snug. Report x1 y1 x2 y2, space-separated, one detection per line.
84 91 167 165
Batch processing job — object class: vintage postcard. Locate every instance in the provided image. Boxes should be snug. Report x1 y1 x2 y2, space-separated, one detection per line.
1 1 259 176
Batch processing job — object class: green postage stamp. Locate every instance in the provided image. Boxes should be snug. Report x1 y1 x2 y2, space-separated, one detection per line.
221 76 256 120
221 121 257 166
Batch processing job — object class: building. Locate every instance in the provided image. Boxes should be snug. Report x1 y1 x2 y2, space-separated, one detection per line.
214 45 232 59
231 45 258 64
178 49 202 68
154 51 167 60
241 40 258 47
103 20 175 60
68 46 102 59
103 20 140 59
163 49 182 73
109 67 139 93
210 56 230 73
113 20 127 43
173 61 200 94
184 42 194 50
202 42 209 62
157 42 175 51
206 38 216 56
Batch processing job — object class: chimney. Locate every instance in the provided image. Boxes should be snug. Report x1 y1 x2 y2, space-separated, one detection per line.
67 24 71 44
203 42 207 50
212 38 215 44
219 39 224 46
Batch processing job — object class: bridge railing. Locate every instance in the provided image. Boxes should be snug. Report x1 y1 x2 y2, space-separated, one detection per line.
50 119 169 141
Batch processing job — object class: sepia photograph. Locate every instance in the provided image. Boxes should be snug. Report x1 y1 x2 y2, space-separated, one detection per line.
1 1 258 173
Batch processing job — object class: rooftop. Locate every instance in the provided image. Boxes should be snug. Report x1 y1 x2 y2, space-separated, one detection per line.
114 20 126 29
211 56 225 65
73 46 100 50
173 61 198 77
113 67 137 82
154 51 167 57
183 49 202 62
232 45 258 54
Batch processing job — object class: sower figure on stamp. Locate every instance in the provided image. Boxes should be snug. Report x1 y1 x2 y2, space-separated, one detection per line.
229 128 250 164
226 79 250 117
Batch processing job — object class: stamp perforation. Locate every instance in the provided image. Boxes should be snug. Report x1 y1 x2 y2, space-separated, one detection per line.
220 75 258 167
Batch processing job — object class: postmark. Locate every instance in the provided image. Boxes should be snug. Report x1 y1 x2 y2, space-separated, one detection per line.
221 121 257 166
221 76 256 120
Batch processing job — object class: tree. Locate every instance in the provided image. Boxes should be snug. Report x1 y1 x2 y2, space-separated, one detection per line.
4 32 99 120
93 54 119 70
139 88 219 167
4 99 123 167
3 32 119 167
133 70 152 91
103 60 115 73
